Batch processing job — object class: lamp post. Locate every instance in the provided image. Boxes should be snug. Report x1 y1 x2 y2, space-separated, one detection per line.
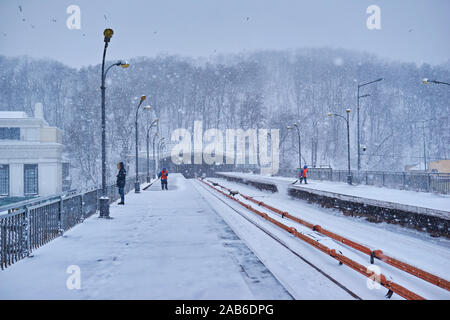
158 137 166 163
286 123 302 172
328 109 352 185
422 122 427 172
134 96 150 193
146 118 158 182
357 78 383 172
420 78 449 168
159 142 166 165
157 137 165 170
99 28 129 218
422 78 450 86
411 120 431 172
152 132 159 179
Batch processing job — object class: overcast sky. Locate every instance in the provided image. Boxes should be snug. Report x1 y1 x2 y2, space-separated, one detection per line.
0 0 449 68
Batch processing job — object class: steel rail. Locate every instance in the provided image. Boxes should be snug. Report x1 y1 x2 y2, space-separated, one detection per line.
209 179 450 292
200 178 425 300
195 179 362 300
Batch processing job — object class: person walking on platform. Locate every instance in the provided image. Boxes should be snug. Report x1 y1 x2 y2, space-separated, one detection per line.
158 167 169 190
116 162 127 204
299 165 308 184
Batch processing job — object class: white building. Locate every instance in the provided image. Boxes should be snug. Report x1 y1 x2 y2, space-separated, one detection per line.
0 103 69 198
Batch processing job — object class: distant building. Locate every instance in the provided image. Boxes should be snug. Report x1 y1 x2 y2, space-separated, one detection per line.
428 160 450 173
405 160 450 173
0 103 70 198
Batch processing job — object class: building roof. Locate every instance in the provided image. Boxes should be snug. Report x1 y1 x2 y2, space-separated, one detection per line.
0 111 28 119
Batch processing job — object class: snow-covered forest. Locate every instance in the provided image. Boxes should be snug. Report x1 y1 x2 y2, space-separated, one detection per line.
0 48 449 189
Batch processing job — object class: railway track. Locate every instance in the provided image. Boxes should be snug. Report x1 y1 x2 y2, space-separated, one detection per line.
196 178 450 300
195 178 363 300
211 179 450 291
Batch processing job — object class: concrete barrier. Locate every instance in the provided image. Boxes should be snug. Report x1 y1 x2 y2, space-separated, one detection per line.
288 186 449 238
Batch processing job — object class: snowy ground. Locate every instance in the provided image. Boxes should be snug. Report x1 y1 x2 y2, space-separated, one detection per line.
217 172 450 213
0 174 290 300
195 177 450 299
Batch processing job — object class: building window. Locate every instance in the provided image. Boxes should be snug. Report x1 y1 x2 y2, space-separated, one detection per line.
24 164 38 195
0 165 8 196
0 127 20 140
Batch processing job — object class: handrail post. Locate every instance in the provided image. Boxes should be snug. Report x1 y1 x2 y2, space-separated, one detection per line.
1 224 6 269
58 196 64 235
21 206 30 258
80 193 85 222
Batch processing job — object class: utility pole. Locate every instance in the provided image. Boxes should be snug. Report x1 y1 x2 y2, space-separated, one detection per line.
146 119 158 183
287 123 302 172
357 78 383 172
134 96 150 193
328 109 352 185
422 122 427 172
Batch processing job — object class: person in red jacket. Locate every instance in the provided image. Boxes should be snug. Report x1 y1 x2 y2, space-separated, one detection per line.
299 165 308 184
158 167 169 190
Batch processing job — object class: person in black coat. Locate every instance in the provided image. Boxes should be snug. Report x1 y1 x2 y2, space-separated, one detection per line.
116 162 126 204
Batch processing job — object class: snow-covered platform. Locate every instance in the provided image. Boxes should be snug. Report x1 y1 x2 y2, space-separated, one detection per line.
0 174 290 299
216 172 450 214
216 172 449 237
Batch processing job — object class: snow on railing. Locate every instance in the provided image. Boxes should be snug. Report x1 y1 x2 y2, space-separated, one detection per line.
282 168 450 195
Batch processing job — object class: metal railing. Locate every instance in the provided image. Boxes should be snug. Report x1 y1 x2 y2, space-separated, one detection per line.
283 168 450 194
0 175 145 270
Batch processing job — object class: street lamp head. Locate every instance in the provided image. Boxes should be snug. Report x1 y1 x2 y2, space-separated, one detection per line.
327 113 333 117
346 109 351 113
376 78 383 82
286 126 291 129
140 95 146 101
422 78 429 84
116 60 129 68
103 28 114 43
293 123 298 127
